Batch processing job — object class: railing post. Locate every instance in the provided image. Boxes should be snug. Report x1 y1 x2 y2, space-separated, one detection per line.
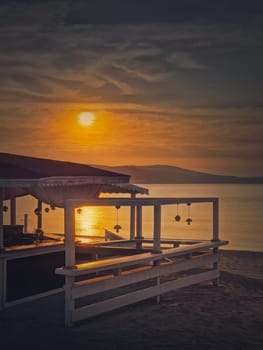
153 205 161 253
130 193 136 240
213 247 219 287
135 205 143 250
212 198 219 286
64 203 75 327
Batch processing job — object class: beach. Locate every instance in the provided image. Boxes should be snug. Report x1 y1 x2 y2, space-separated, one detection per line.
0 249 262 349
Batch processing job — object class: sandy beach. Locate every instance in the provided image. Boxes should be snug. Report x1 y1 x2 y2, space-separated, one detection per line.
0 249 262 349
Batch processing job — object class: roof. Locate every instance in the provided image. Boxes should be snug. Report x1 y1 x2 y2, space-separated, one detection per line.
0 153 129 179
0 153 148 206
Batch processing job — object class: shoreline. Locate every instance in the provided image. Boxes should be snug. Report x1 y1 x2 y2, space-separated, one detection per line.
1 249 262 349
222 247 263 254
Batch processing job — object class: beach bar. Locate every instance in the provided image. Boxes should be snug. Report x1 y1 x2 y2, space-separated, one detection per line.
0 153 228 326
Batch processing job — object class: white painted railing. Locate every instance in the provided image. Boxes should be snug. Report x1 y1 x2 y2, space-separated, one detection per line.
56 239 228 326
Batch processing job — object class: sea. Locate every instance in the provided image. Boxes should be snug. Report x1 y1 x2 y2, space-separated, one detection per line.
5 184 263 253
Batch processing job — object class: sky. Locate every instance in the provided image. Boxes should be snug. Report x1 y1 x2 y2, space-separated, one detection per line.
0 0 263 176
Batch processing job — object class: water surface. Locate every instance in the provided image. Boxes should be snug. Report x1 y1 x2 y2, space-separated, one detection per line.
4 184 263 252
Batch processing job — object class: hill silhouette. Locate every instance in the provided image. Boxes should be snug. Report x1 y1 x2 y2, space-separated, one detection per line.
96 165 263 184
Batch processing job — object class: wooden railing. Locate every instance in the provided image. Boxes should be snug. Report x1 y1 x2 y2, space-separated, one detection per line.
56 239 228 326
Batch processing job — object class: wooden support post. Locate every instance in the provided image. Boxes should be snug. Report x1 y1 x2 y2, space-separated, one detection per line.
37 199 42 229
156 276 161 304
213 198 219 287
212 199 219 285
212 199 219 241
153 205 161 253
10 197 16 225
24 214 28 233
213 247 219 287
65 276 74 327
64 204 75 268
0 257 6 310
135 205 143 250
0 188 5 310
64 203 76 327
0 188 4 251
153 260 161 304
130 193 136 240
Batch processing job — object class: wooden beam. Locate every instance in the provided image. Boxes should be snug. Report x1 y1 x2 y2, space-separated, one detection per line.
67 197 219 208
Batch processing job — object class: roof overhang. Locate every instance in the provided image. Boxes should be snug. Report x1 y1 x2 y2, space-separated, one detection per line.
0 177 148 207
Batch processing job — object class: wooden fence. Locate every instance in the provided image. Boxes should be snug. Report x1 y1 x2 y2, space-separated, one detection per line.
56 239 227 326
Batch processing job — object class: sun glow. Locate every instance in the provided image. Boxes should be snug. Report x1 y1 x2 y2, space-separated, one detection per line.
75 206 110 238
78 112 95 126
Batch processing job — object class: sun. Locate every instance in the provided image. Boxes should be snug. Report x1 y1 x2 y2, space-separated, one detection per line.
78 112 95 126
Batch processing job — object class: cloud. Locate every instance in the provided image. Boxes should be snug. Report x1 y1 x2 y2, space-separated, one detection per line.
166 52 206 70
63 0 263 25
112 63 169 82
101 74 134 95
0 1 68 29
1 5 262 107
0 1 263 175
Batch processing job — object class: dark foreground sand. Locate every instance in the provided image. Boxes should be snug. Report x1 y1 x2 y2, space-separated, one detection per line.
1 250 262 350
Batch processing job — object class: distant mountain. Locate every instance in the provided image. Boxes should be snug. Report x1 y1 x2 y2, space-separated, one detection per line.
95 165 263 184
